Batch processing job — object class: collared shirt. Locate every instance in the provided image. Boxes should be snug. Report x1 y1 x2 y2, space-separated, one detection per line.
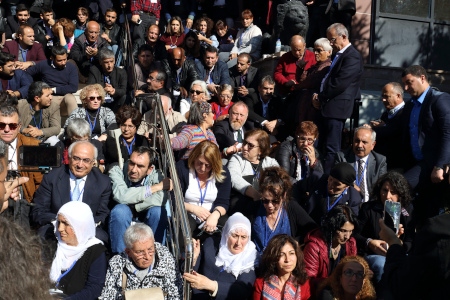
7 138 18 170
354 154 369 202
18 45 28 62
388 101 405 119
233 127 244 142
409 86 430 161
259 96 271 119
69 171 87 202
205 65 215 84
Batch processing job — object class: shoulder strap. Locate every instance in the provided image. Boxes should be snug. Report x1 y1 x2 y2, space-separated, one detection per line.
121 271 127 292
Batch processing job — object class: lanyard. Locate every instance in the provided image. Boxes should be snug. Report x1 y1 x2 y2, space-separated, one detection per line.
86 108 100 133
55 259 78 288
122 136 136 155
355 160 367 187
216 104 230 118
30 104 42 129
327 188 348 211
196 176 209 206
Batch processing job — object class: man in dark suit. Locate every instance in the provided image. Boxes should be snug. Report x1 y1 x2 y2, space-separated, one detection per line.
31 141 112 243
229 53 259 101
401 65 450 220
313 22 363 173
335 126 387 202
213 101 249 160
0 52 32 99
2 25 46 71
195 45 231 96
87 48 127 111
369 82 414 171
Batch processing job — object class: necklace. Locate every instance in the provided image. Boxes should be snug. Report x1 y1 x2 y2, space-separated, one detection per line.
169 35 179 47
332 244 341 257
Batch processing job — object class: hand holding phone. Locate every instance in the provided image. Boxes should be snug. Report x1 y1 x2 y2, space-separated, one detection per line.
384 200 401 234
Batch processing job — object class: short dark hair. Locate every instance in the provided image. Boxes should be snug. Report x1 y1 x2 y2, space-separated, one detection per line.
115 105 142 128
131 146 154 166
0 105 19 117
401 65 428 81
237 53 252 64
259 75 275 87
51 45 68 57
137 44 154 56
27 81 51 104
0 52 16 67
105 8 117 15
204 45 218 55
40 6 53 14
17 24 33 37
149 68 167 82
16 4 29 14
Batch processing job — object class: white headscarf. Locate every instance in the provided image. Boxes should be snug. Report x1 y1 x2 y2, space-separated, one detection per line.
215 212 258 279
49 201 103 282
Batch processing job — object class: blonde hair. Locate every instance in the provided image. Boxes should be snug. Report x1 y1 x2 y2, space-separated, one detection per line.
188 140 226 182
80 84 106 107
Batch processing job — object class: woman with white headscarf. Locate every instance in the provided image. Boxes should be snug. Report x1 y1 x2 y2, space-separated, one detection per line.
183 212 258 300
50 201 107 299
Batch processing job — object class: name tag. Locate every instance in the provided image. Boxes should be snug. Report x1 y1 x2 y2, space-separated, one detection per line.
151 0 157 3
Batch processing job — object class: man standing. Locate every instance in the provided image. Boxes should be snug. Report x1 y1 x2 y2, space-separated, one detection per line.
17 81 61 141
31 141 112 243
130 0 162 42
26 46 79 119
313 23 363 173
0 52 32 99
335 126 387 202
108 146 173 254
229 53 259 101
195 45 231 96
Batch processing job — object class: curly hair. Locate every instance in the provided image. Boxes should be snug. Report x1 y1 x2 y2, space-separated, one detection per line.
182 30 201 58
321 205 358 246
322 255 376 300
259 166 292 204
195 17 214 38
370 171 412 208
244 129 271 159
0 217 51 299
115 105 142 128
259 234 308 285
80 84 106 107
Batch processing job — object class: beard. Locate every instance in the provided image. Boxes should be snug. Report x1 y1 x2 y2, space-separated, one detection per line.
230 120 242 131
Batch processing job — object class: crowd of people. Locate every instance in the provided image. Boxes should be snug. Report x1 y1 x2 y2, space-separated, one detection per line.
0 0 449 300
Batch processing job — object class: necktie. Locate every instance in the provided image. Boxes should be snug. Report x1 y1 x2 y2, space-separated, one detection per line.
205 70 211 82
237 129 243 143
72 178 82 201
358 159 365 196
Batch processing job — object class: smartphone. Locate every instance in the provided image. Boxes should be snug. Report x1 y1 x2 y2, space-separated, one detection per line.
137 18 142 25
384 200 401 234
19 145 61 168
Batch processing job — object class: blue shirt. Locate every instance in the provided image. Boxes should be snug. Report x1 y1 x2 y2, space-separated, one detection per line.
409 86 430 161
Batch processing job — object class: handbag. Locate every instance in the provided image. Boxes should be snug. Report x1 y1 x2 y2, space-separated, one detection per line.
121 271 165 300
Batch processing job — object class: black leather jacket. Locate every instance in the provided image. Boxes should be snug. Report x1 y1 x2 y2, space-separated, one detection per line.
163 58 200 92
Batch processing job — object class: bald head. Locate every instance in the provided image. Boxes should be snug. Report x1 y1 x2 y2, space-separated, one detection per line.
171 47 185 68
160 94 172 115
381 82 404 110
86 21 100 43
290 35 306 60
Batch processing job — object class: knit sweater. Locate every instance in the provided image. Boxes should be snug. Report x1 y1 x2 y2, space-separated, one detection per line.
170 124 217 160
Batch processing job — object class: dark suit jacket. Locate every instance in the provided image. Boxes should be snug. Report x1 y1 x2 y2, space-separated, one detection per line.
5 16 40 40
334 149 387 195
31 165 112 226
229 65 259 97
319 44 363 119
69 34 110 77
163 58 200 91
213 119 247 151
195 59 231 86
0 69 33 98
244 92 283 125
87 65 128 100
2 40 46 63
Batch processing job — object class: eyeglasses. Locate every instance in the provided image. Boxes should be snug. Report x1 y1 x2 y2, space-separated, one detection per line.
88 96 102 101
297 136 315 145
0 122 19 130
70 155 94 164
261 198 281 205
314 48 325 53
342 269 365 279
219 94 232 99
120 124 136 129
243 140 259 150
131 247 155 258
328 36 340 44
190 90 204 95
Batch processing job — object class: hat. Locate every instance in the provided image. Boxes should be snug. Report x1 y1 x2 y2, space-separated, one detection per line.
330 162 356 186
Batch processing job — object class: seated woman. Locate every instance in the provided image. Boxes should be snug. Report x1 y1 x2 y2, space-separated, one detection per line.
227 129 279 215
176 140 230 236
100 223 182 299
215 19 236 54
180 80 210 119
52 18 77 51
251 167 317 253
211 84 234 121
103 105 149 170
317 256 376 300
303 205 358 293
182 30 201 61
184 212 258 300
276 121 323 183
354 171 414 284
160 16 185 51
64 84 116 142
74 7 89 33
171 101 218 160
253 234 311 299
50 201 107 299
194 17 219 49
304 162 362 224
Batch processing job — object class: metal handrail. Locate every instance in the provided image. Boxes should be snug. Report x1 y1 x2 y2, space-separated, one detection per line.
121 7 139 93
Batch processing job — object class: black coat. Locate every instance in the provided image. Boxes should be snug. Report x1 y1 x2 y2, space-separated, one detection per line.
69 34 110 77
213 119 248 152
132 39 168 62
163 58 200 92
100 22 122 46
229 65 259 99
87 65 128 101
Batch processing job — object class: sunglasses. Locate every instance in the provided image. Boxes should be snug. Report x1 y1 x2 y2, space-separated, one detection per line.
190 90 204 95
243 140 259 150
262 198 281 205
88 96 102 101
0 122 19 130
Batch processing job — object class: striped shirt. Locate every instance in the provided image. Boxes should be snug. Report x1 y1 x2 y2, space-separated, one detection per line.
171 125 218 159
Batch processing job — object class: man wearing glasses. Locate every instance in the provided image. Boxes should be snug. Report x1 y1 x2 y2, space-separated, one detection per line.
32 140 112 244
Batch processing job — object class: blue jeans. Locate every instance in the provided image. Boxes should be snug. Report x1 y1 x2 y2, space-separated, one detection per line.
109 204 167 254
365 254 386 283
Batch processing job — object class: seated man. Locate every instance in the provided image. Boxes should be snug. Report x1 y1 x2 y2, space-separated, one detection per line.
100 8 122 65
0 52 32 99
195 45 231 96
138 94 186 139
31 140 111 243
132 24 168 62
2 25 46 70
35 6 55 53
213 101 249 159
17 81 60 142
69 21 110 80
5 4 45 45
130 44 157 89
100 223 182 299
108 146 173 254
26 45 79 118
135 68 170 113
335 126 387 202
229 53 259 101
87 48 127 111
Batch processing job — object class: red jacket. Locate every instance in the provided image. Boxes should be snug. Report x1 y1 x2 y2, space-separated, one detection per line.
253 277 311 300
